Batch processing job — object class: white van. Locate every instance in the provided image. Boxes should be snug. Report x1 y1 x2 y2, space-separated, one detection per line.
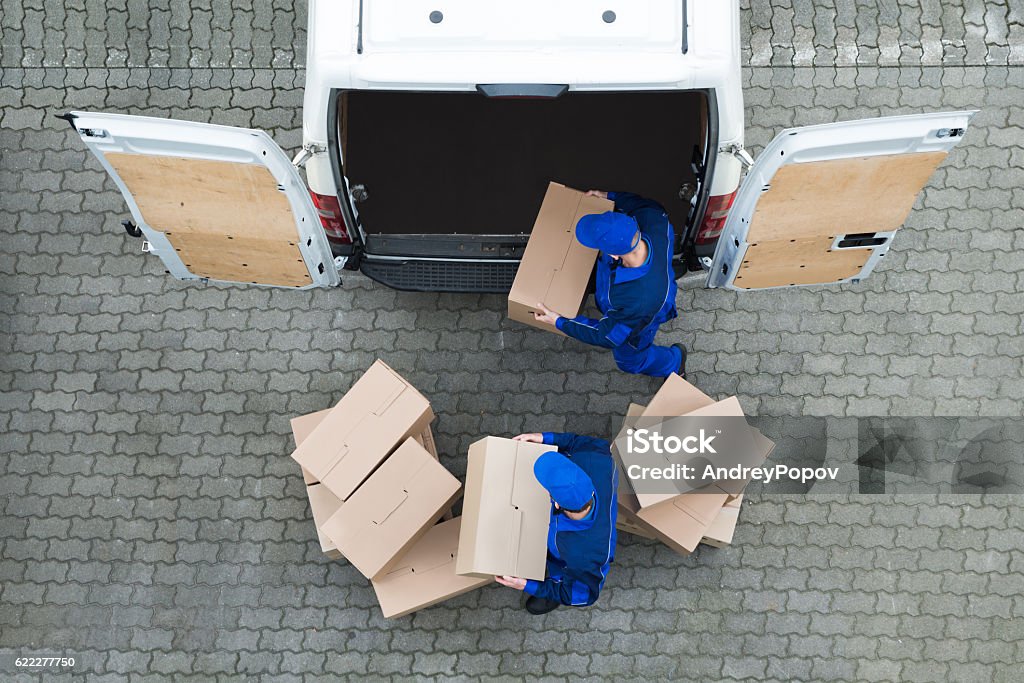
69 1 973 293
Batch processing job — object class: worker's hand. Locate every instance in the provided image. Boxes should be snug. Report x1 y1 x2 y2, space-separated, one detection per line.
496 575 527 591
513 433 544 443
585 190 608 199
533 302 559 326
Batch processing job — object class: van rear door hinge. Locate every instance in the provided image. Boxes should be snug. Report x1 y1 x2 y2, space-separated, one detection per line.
291 143 327 168
722 143 754 170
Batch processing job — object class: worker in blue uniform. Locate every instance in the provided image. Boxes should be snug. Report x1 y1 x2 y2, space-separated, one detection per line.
534 190 687 378
495 431 618 615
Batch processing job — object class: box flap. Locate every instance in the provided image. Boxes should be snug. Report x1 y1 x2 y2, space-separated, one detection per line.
371 488 410 525
715 427 776 496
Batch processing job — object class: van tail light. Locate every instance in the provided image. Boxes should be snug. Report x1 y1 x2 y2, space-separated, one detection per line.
309 191 352 244
695 191 737 245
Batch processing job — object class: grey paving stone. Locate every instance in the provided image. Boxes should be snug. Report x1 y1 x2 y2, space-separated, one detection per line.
2 1 1024 680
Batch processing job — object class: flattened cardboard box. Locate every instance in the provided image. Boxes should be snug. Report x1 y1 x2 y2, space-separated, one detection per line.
290 359 434 501
290 408 331 485
371 516 492 619
508 181 612 333
306 483 343 559
615 403 658 540
701 494 744 549
291 407 342 557
456 436 551 581
616 512 657 540
320 437 461 580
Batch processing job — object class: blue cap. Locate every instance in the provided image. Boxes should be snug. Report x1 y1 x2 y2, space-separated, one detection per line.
575 211 640 255
534 452 595 511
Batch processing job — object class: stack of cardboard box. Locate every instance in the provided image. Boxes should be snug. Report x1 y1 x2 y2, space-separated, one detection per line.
614 375 774 554
288 360 492 618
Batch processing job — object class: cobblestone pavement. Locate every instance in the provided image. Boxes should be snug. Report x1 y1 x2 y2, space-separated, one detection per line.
2 1 1023 681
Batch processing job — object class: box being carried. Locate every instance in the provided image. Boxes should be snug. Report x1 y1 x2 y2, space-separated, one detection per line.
372 517 493 619
290 360 434 501
320 437 461 579
456 436 552 581
508 181 613 333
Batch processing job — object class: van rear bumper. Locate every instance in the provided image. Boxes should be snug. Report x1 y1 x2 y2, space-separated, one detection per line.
359 257 519 293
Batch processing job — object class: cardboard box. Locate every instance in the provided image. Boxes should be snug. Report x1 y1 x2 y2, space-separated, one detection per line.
615 377 774 554
414 425 454 521
508 182 612 333
701 494 744 549
306 483 343 559
616 512 657 540
371 517 493 619
415 425 437 459
290 408 331 485
615 402 677 543
627 430 773 555
629 395 748 508
290 360 434 501
320 437 461 579
292 405 450 541
292 407 342 557
456 436 552 581
615 483 727 556
296 406 440 467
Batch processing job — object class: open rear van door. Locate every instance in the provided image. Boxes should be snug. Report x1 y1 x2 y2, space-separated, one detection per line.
69 111 339 288
707 111 976 291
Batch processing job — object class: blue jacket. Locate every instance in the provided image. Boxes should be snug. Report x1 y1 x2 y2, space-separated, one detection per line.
524 432 618 607
556 192 678 348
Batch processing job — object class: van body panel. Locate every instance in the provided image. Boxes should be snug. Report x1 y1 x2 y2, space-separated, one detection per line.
71 111 339 289
707 111 978 291
303 0 743 146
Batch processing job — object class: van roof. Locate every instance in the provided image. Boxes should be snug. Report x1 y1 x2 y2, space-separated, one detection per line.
303 1 741 144
306 0 739 89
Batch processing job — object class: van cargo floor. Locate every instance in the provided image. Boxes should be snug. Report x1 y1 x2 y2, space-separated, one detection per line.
341 91 703 238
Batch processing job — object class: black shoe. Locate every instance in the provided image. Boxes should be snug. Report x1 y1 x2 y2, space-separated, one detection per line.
525 596 560 615
674 343 688 379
